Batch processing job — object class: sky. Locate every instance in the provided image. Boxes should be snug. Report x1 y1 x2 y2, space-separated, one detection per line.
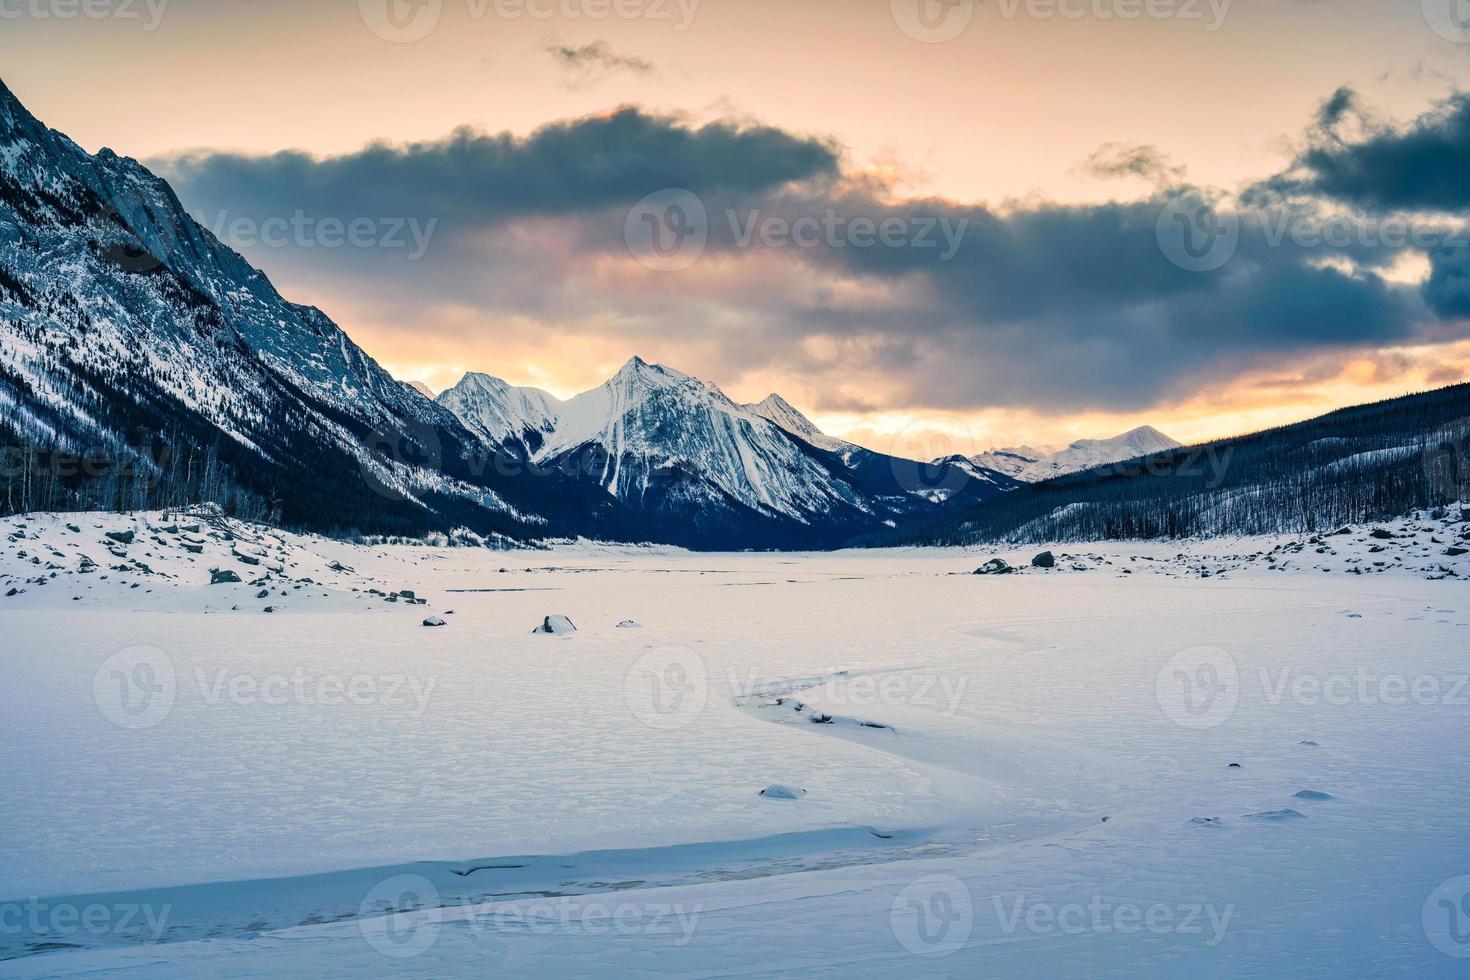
4 0 1470 458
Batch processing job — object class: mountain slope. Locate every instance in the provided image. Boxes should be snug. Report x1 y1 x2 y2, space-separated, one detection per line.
0 76 645 542
883 385 1470 546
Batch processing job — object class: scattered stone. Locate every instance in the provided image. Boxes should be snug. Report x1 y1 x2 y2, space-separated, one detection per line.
423 617 447 628
974 558 1013 576
758 784 806 800
210 570 242 585
256 589 270 599
532 614 577 635
1031 551 1056 569
1369 528 1394 540
104 530 134 545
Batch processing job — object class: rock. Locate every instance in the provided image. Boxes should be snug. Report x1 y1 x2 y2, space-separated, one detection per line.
263 606 276 614
758 784 806 800
1293 790 1334 801
423 617 447 628
616 620 642 629
398 590 416 599
1227 762 1242 769
65 523 81 533
973 558 1013 575
256 589 270 599
1369 528 1394 540
4 587 18 597
105 530 134 545
327 560 354 573
1031 551 1056 568
232 550 261 566
1446 547 1468 557
210 570 242 585
532 615 577 635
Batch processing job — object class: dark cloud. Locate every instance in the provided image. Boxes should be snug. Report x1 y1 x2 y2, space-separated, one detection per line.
155 107 840 233
545 41 656 89
151 93 1465 415
1270 88 1470 212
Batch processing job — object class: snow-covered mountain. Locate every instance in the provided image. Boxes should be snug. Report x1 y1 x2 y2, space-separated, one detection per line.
438 360 1020 548
955 427 1182 483
436 372 562 458
0 76 643 542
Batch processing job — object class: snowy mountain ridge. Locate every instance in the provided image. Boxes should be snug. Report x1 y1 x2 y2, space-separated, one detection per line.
960 426 1184 483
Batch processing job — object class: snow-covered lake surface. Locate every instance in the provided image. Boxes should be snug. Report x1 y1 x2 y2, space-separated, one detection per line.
2 509 1468 976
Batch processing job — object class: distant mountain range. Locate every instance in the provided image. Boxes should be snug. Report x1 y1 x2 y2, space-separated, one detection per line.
955 426 1184 483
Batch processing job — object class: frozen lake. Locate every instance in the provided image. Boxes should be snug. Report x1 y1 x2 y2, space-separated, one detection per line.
2 510 1468 976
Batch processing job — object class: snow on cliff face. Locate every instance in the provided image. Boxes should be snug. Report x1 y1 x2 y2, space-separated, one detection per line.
437 358 1020 545
744 393 852 453
534 357 863 524
437 372 562 456
965 427 1183 483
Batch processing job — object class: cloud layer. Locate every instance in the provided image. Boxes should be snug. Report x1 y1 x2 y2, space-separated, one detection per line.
151 89 1470 417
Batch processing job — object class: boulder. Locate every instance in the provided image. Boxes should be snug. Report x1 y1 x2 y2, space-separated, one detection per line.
974 558 1013 575
533 615 577 635
1031 551 1056 568
105 530 134 545
423 617 447 628
210 569 242 585
759 784 806 800
1369 528 1394 540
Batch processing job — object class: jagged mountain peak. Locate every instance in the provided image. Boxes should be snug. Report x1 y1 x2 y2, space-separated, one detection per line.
745 392 851 453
